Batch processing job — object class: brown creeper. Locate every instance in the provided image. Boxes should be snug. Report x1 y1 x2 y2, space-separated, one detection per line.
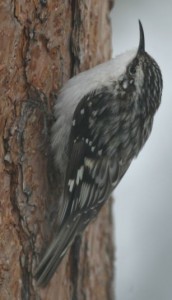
34 21 163 285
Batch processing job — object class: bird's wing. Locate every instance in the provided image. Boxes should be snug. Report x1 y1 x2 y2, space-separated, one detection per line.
34 89 132 286
58 88 127 226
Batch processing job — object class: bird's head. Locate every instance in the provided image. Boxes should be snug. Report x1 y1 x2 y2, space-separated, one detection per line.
118 21 163 117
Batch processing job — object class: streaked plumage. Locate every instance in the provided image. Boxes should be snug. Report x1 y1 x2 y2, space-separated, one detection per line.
34 21 163 286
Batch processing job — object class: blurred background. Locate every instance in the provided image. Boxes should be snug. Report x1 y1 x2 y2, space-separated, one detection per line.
111 1 172 299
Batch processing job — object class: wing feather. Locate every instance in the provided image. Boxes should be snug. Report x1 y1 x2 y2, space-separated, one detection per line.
58 89 130 225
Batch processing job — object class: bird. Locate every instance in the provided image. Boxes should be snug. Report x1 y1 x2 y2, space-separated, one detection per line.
34 20 163 286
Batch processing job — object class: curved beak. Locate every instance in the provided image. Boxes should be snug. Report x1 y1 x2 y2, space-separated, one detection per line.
137 20 145 53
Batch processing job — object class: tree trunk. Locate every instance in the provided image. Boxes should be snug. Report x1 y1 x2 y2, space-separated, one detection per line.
0 1 114 299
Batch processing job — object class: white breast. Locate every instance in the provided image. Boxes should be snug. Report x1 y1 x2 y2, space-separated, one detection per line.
51 49 137 176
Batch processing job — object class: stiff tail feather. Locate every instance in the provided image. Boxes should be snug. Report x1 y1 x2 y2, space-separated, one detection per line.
34 214 81 286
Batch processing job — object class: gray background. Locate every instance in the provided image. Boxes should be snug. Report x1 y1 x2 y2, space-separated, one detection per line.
111 1 172 300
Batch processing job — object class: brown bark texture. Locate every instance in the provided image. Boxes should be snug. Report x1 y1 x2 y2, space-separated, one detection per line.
0 1 115 299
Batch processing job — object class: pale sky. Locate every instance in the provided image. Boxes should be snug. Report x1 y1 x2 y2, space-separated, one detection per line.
111 1 172 299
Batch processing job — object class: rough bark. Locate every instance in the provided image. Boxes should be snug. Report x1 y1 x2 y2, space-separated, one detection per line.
0 1 114 299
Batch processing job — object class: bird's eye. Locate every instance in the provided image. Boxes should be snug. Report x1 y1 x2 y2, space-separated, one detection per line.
129 65 136 76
